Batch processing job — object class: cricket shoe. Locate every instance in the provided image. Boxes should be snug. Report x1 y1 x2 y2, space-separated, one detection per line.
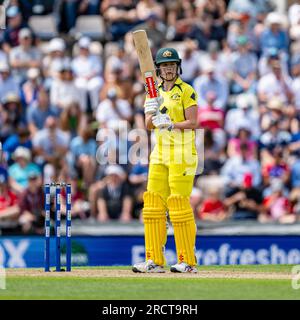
170 262 198 273
132 260 165 273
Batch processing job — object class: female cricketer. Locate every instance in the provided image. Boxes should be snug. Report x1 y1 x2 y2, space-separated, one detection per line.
132 47 199 273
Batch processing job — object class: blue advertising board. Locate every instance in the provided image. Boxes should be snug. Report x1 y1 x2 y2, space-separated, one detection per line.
0 235 300 268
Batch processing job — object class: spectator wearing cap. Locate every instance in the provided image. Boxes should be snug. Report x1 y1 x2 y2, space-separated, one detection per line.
0 61 20 99
221 143 261 189
71 37 103 111
258 47 288 77
43 38 70 81
225 93 260 140
96 165 133 222
223 172 263 220
259 12 289 56
0 93 24 142
20 68 41 107
9 28 42 83
230 35 257 94
260 178 294 224
50 61 84 111
19 171 45 234
26 87 59 136
2 6 27 51
8 146 41 193
227 125 257 160
2 126 32 163
0 166 19 223
257 59 293 107
96 87 132 129
194 61 229 110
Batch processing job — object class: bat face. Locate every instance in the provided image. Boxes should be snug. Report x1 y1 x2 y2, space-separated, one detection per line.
132 30 160 100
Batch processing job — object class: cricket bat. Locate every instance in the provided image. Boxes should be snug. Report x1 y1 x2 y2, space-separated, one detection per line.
132 30 160 101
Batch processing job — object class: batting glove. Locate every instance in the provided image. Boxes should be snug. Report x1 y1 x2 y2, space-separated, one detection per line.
144 96 163 115
152 114 174 131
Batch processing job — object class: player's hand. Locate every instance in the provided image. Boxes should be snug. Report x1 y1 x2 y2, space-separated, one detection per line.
144 96 163 115
152 114 174 130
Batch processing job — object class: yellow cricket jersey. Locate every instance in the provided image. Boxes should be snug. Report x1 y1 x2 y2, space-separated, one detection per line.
151 77 198 165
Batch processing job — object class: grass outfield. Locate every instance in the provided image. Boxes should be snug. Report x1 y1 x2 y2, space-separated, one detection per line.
0 265 299 300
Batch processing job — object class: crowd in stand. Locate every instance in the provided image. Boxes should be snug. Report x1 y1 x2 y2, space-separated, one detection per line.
1 0 300 234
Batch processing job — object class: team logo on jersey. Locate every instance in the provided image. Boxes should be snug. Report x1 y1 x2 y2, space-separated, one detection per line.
171 93 181 100
162 50 172 57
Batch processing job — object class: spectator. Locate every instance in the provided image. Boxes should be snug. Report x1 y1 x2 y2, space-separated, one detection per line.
96 87 132 128
194 61 228 110
0 62 20 99
230 35 257 94
0 93 24 142
198 187 227 222
258 47 288 77
261 146 290 187
227 125 257 160
50 62 83 111
136 0 165 21
180 39 200 85
0 166 19 225
72 37 103 111
224 172 263 220
96 165 133 222
259 119 291 166
78 0 100 15
9 28 42 83
69 127 97 187
128 159 148 218
260 179 295 224
27 87 59 136
42 38 70 81
225 93 260 139
2 6 27 51
259 12 289 55
221 143 261 188
8 147 41 194
32 116 70 169
2 126 32 163
102 0 140 41
20 68 41 107
18 172 44 234
257 60 293 107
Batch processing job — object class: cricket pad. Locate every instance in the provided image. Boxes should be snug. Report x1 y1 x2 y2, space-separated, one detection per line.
167 195 197 266
143 191 168 266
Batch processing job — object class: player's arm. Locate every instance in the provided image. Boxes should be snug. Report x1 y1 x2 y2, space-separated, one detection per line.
145 113 155 130
173 105 198 130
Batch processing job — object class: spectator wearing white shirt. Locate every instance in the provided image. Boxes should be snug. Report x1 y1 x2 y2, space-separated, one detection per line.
225 93 260 140
95 88 132 128
193 61 229 110
0 62 20 99
43 38 71 83
9 28 42 83
221 143 261 188
257 60 293 107
50 62 84 112
72 37 104 111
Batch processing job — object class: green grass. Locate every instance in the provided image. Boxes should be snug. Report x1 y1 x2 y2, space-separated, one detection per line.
0 265 299 300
